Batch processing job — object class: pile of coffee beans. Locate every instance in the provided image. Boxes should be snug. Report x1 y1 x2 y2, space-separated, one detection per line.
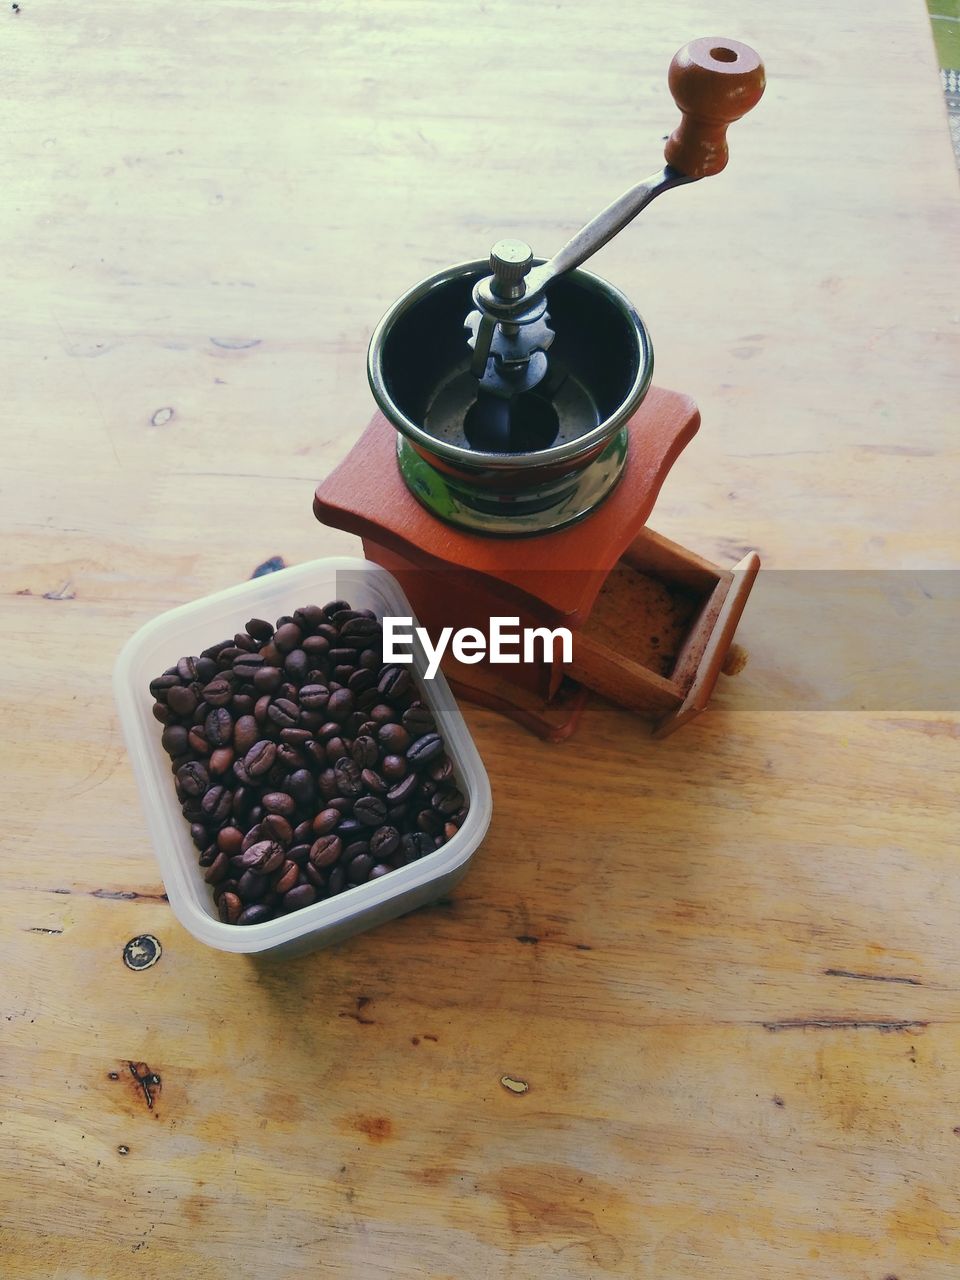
149 600 467 926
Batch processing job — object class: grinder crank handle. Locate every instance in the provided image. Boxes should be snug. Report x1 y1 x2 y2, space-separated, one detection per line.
501 38 765 311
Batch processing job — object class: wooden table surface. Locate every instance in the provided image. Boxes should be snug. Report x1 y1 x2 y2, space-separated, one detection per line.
3 2 959 1276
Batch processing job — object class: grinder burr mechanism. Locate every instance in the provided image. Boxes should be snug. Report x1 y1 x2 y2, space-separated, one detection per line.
316 38 767 740
366 37 765 534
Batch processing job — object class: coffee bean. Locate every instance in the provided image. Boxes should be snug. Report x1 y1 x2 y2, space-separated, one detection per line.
347 668 377 694
267 698 300 729
218 891 243 924
361 768 388 794
300 684 329 711
401 832 436 860
244 740 277 778
287 843 312 865
150 672 180 699
198 842 218 867
312 807 342 836
321 599 351 619
253 665 283 693
261 813 294 845
238 904 273 926
237 869 268 901
177 656 200 682
432 787 464 816
368 703 396 725
152 701 173 724
190 822 208 850
347 854 374 884
428 755 454 783
274 622 303 654
354 795 387 827
238 840 285 874
304 862 325 890
162 724 190 757
325 866 346 897
167 685 198 717
283 884 317 912
403 704 435 735
407 733 443 766
303 635 330 658
310 834 342 868
273 860 299 895
378 665 413 699
187 726 209 756
370 825 400 858
286 769 314 806
201 785 232 826
203 851 230 884
261 791 295 818
351 735 378 768
205 707 233 747
240 824 264 852
176 761 208 798
254 694 273 724
416 808 442 836
284 649 309 682
344 840 370 861
209 746 234 775
386 773 419 805
233 714 259 755
217 826 244 855
378 722 411 752
202 677 233 708
334 757 363 798
233 653 265 680
369 864 393 879
293 604 325 631
276 744 306 771
327 688 355 722
324 735 348 765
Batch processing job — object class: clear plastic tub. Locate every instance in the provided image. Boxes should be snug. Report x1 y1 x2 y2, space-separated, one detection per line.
113 557 492 957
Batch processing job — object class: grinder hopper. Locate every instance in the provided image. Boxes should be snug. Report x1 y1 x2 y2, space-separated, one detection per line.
315 38 765 739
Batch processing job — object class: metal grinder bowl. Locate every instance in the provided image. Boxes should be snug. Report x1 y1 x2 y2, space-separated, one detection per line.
367 259 653 536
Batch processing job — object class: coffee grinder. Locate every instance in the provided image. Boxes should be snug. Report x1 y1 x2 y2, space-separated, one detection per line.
314 38 765 740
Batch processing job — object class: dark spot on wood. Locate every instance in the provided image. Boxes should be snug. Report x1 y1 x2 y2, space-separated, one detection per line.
122 935 162 971
575 943 592 951
824 967 922 986
251 556 286 578
26 926 63 935
128 1061 162 1109
108 1072 120 1080
761 1018 928 1033
43 582 75 600
356 996 371 1009
210 336 262 349
772 1095 785 1107
353 1115 392 1142
338 1012 375 1026
12 4 21 12
515 934 538 945
411 1036 420 1045
150 406 174 427
16 588 32 595
953 1127 960 1138
118 1145 130 1155
423 1034 438 1042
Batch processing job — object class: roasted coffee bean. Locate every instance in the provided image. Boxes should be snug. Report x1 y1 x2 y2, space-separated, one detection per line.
237 869 268 901
244 740 276 777
218 647 243 665
162 724 190 757
208 746 234 775
238 840 285 874
328 649 357 668
344 840 370 861
359 648 380 670
378 722 411 752
324 735 348 764
351 735 379 768
368 702 396 725
347 667 377 694
288 843 312 865
325 866 346 897
341 616 382 644
261 813 293 845
334 757 363 798
232 757 252 785
201 785 232 825
403 704 435 735
190 822 208 851
443 821 460 841
273 860 299 896
432 787 464 816
293 819 312 842
299 684 329 711
401 831 436 860
152 701 173 724
212 877 239 903
336 817 363 842
267 698 300 729
317 766 338 800
312 807 342 836
369 863 393 879
254 694 273 724
273 622 303 653
202 677 233 708
416 808 442 836
177 656 200 682
428 755 454 783
284 649 309 682
347 854 374 884
281 883 316 912
238 904 273 926
327 688 355 722
310 834 342 868
176 760 209 798
233 632 258 652
218 891 243 924
217 826 244 855
407 733 443 766
370 825 400 859
378 665 412 699
245 617 275 642
233 653 265 680
354 795 387 827
361 767 388 794
260 790 295 818
386 772 419 806
240 823 264 852
166 685 198 717
203 850 230 884
187 726 209 756
287 769 315 806
233 714 260 755
276 744 306 771
303 635 330 658
293 604 325 632
182 799 206 823
205 707 233 747
420 778 438 798
198 842 219 867
321 599 351 619
356 688 381 713
280 727 312 748
253 665 283 693
304 862 326 890
381 754 408 782
150 672 180 699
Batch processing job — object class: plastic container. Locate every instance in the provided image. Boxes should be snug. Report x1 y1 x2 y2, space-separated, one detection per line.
113 557 492 957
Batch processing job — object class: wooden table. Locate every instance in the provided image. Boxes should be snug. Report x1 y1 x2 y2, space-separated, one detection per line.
3 3 958 1276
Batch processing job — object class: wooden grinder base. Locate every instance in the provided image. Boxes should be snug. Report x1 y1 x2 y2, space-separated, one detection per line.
313 386 759 739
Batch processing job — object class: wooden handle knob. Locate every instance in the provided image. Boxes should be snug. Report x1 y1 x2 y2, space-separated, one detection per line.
664 37 765 179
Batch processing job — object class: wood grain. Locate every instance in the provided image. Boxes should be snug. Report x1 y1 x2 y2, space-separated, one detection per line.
2 1 959 1277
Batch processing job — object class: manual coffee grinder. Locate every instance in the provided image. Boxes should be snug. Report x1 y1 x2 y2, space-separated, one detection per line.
315 38 765 740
